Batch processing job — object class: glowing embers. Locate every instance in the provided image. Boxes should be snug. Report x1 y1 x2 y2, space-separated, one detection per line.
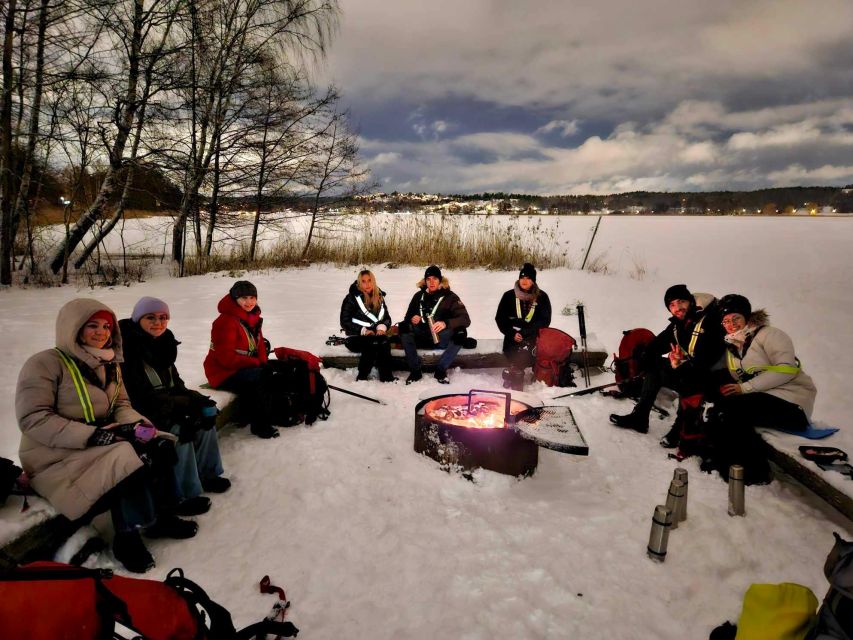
423 395 529 430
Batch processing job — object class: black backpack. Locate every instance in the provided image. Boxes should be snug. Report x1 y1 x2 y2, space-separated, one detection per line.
0 458 23 506
262 359 331 427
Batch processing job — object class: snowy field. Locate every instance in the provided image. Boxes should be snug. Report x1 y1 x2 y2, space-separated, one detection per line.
2 215 853 638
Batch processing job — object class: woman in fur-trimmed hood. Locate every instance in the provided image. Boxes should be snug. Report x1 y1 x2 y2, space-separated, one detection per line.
704 294 817 484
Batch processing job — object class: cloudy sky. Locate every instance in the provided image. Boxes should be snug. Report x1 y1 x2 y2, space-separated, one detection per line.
321 0 853 195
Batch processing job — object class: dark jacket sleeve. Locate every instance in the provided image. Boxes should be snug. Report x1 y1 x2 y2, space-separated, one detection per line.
641 324 675 370
494 290 517 337
440 292 471 331
120 358 193 429
340 294 361 336
403 292 421 323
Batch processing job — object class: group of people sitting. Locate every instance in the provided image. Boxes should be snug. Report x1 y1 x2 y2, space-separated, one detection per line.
339 262 551 385
609 284 817 486
12 271 816 575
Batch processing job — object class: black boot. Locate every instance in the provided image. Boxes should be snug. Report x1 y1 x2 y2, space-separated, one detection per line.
113 530 155 573
659 422 681 449
145 514 198 539
434 368 450 384
406 370 422 385
609 410 649 433
175 495 211 516
251 422 279 439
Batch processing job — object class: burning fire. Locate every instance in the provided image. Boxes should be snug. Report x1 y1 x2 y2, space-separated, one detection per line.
425 397 526 429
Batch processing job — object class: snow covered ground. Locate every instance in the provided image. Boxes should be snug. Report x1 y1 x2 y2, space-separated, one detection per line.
2 215 853 638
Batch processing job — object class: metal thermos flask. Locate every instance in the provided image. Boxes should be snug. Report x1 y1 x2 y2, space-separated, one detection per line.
728 465 745 516
673 468 688 522
647 505 672 562
427 317 440 344
665 479 686 530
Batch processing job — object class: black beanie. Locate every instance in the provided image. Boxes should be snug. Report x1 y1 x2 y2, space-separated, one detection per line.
718 294 751 319
424 265 442 281
230 280 258 300
519 263 537 282
664 284 693 309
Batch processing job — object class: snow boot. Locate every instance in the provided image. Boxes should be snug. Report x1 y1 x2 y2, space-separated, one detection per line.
113 530 155 574
406 370 422 385
202 476 231 493
434 368 450 384
145 514 198 540
609 410 649 434
250 422 279 439
175 496 211 516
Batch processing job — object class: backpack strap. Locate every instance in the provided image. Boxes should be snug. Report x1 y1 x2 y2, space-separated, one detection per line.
165 567 236 639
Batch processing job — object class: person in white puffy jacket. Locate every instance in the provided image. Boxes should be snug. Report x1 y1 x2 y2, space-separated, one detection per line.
704 293 817 484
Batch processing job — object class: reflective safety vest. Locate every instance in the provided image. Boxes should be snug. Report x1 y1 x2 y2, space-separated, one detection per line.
352 296 387 328
515 298 537 322
209 322 257 357
419 293 445 320
726 350 801 382
672 316 705 357
54 348 122 424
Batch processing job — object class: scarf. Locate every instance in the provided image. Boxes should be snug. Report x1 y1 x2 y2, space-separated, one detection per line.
514 281 539 302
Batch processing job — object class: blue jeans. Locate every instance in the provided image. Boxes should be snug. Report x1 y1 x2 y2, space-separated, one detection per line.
401 325 462 372
170 424 225 500
110 469 157 532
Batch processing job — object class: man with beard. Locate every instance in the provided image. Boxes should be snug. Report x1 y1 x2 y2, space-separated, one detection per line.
400 265 471 385
609 284 725 449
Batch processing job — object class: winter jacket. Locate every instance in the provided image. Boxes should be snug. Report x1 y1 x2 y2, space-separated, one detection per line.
118 319 210 430
642 299 726 387
203 294 268 388
15 299 145 520
494 284 552 352
340 281 392 336
724 310 817 418
402 277 471 333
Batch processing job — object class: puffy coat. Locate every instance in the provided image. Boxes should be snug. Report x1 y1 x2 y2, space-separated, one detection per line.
119 319 210 429
642 299 726 387
402 277 471 332
724 310 817 418
340 281 392 336
494 284 552 352
203 294 268 388
16 299 145 520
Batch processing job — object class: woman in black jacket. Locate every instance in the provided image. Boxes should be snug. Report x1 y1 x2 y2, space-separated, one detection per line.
495 263 552 378
120 297 230 516
339 270 396 382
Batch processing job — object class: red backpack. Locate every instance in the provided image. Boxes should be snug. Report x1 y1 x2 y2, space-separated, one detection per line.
0 562 297 639
534 328 576 387
612 328 655 397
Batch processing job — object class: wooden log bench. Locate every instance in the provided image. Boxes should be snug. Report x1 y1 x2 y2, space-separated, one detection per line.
318 336 608 371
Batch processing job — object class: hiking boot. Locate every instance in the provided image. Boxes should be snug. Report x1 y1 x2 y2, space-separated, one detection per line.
379 373 398 383
406 370 422 385
251 423 279 439
202 476 231 494
113 530 155 573
434 368 450 384
356 372 371 381
659 423 681 449
175 496 211 516
609 411 649 434
145 514 198 540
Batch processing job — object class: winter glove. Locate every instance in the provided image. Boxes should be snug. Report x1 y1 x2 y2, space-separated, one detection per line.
112 422 157 443
177 419 200 444
197 404 218 431
87 427 118 447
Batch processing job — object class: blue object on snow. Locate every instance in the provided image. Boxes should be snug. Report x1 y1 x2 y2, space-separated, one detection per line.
770 423 839 439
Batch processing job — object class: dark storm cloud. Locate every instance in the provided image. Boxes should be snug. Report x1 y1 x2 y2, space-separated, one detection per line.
323 0 853 194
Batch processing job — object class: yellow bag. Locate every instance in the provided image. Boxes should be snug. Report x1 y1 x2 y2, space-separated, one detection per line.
735 583 818 640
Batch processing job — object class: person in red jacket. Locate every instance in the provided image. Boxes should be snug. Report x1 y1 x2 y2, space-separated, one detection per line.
203 281 277 439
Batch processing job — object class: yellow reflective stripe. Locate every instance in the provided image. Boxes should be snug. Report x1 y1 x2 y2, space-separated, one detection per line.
239 324 257 356
687 316 704 356
54 348 96 423
726 351 800 377
515 298 536 322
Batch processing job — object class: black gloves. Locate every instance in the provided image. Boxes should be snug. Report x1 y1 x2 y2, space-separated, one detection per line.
88 428 118 447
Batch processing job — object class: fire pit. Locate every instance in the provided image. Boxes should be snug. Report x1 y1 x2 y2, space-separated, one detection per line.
414 389 588 477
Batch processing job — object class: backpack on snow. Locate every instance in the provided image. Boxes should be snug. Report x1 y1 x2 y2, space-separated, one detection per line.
611 328 655 398
534 328 576 387
808 532 853 639
269 346 331 426
0 562 298 639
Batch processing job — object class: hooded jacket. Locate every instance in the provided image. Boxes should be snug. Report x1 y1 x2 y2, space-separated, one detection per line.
119 318 210 429
402 277 471 333
15 299 145 520
203 294 268 388
494 282 552 352
724 310 817 418
340 281 392 336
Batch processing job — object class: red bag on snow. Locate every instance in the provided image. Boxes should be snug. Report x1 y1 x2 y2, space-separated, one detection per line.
0 562 298 640
534 328 576 387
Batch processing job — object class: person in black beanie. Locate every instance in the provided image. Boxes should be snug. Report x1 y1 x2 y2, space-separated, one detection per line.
494 263 552 387
610 284 725 452
399 265 471 384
